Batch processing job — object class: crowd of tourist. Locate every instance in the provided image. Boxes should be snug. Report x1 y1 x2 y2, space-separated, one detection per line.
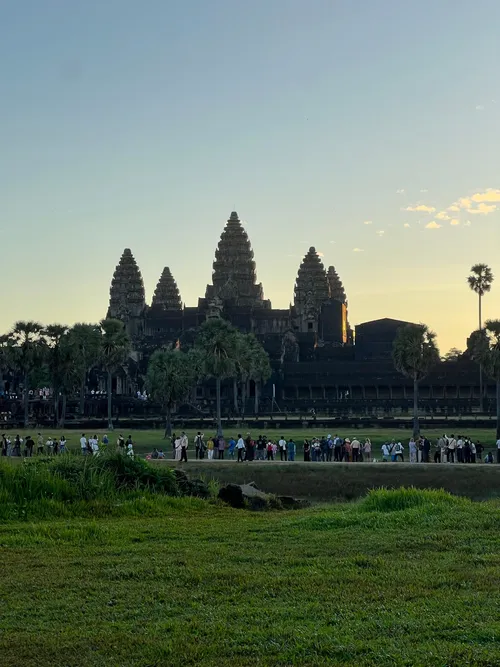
165 432 500 464
0 432 136 458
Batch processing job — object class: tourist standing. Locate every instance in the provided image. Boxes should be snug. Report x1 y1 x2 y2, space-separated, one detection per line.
363 438 372 462
206 436 214 460
409 438 417 463
256 435 266 461
287 438 296 462
351 438 361 462
447 435 457 463
180 432 188 462
80 433 87 456
195 432 204 459
303 440 311 462
333 435 342 462
496 436 500 464
266 439 274 461
236 434 246 462
471 441 477 463
457 436 464 463
381 443 390 462
25 435 35 457
217 436 226 460
227 436 236 460
278 436 287 461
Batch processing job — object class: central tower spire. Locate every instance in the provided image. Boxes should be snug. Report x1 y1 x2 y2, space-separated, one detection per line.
205 211 269 309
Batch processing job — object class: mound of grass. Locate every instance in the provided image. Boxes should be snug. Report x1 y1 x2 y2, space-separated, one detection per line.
358 487 472 513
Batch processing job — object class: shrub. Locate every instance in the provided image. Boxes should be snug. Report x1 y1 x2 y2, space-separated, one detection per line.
358 487 471 513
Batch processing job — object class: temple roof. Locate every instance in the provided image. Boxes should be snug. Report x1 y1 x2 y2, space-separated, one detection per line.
327 265 347 304
108 249 146 319
151 267 182 311
205 211 268 308
294 247 330 315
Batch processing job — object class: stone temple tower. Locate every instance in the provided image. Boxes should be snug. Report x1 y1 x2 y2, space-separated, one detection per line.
294 247 330 332
108 249 146 322
151 267 182 311
205 212 270 309
327 266 347 304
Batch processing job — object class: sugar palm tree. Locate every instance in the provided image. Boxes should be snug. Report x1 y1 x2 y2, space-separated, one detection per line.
468 321 500 440
100 319 131 430
67 323 103 416
44 324 69 425
194 319 240 436
146 347 197 437
6 321 45 427
393 323 440 438
467 263 494 411
249 337 272 415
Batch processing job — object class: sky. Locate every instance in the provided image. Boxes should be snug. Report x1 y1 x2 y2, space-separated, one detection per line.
1 0 499 354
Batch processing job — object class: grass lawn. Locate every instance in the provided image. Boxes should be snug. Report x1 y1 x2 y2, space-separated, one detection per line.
2 489 500 666
6 427 498 458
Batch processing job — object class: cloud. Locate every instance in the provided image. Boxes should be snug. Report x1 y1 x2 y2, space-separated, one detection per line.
475 105 484 111
471 189 500 203
425 221 441 229
329 240 335 244
464 220 472 226
458 197 472 209
352 247 364 252
403 204 436 213
396 189 405 194
376 230 385 236
450 218 460 226
435 211 451 221
467 203 497 215
363 220 373 225
420 189 428 193
448 204 460 212
317 251 324 257
403 223 410 228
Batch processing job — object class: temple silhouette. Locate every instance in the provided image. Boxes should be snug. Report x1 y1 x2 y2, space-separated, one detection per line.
106 211 492 418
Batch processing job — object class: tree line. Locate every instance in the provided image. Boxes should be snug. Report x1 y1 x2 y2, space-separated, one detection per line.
393 262 499 438
0 317 271 435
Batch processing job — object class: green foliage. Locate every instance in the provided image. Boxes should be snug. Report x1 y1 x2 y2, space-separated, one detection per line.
467 263 494 298
469 320 500 382
146 348 198 430
194 318 241 380
100 318 131 372
393 323 440 382
358 487 471 513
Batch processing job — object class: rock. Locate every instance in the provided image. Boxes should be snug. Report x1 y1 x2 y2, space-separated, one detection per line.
278 495 311 509
218 482 307 511
173 469 210 498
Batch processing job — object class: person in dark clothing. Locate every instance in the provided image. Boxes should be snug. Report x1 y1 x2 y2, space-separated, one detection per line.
303 440 311 462
25 436 35 457
422 436 431 463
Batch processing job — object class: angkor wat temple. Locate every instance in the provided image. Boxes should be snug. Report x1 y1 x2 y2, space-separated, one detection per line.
106 212 493 419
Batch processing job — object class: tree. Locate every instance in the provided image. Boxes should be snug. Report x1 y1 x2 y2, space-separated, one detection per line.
66 323 102 416
146 348 197 437
442 348 463 363
44 325 81 427
194 319 240 436
393 323 440 438
468 321 500 439
235 333 271 416
467 263 494 411
5 321 45 427
100 319 131 430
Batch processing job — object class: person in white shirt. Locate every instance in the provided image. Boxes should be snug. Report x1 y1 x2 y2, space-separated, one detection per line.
456 437 464 463
381 443 390 462
236 434 246 463
393 442 404 462
447 435 457 463
278 437 287 461
80 434 88 456
92 439 99 456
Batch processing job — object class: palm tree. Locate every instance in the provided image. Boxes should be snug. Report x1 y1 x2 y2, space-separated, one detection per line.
100 319 131 430
194 319 240 436
249 338 272 415
44 324 69 425
66 323 102 416
146 347 197 437
393 323 440 438
235 333 271 416
468 321 500 440
467 263 494 411
5 321 45 427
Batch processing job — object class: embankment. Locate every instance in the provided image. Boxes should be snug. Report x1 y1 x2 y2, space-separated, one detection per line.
163 461 500 501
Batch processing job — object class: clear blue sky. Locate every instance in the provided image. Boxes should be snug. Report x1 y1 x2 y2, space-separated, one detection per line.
1 0 499 352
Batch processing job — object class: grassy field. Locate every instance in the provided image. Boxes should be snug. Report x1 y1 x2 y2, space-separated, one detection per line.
2 487 500 666
6 427 498 458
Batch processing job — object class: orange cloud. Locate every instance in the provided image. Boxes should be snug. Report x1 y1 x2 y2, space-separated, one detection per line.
450 219 460 226
435 211 451 221
425 221 441 229
467 203 497 215
471 189 500 203
403 204 436 213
